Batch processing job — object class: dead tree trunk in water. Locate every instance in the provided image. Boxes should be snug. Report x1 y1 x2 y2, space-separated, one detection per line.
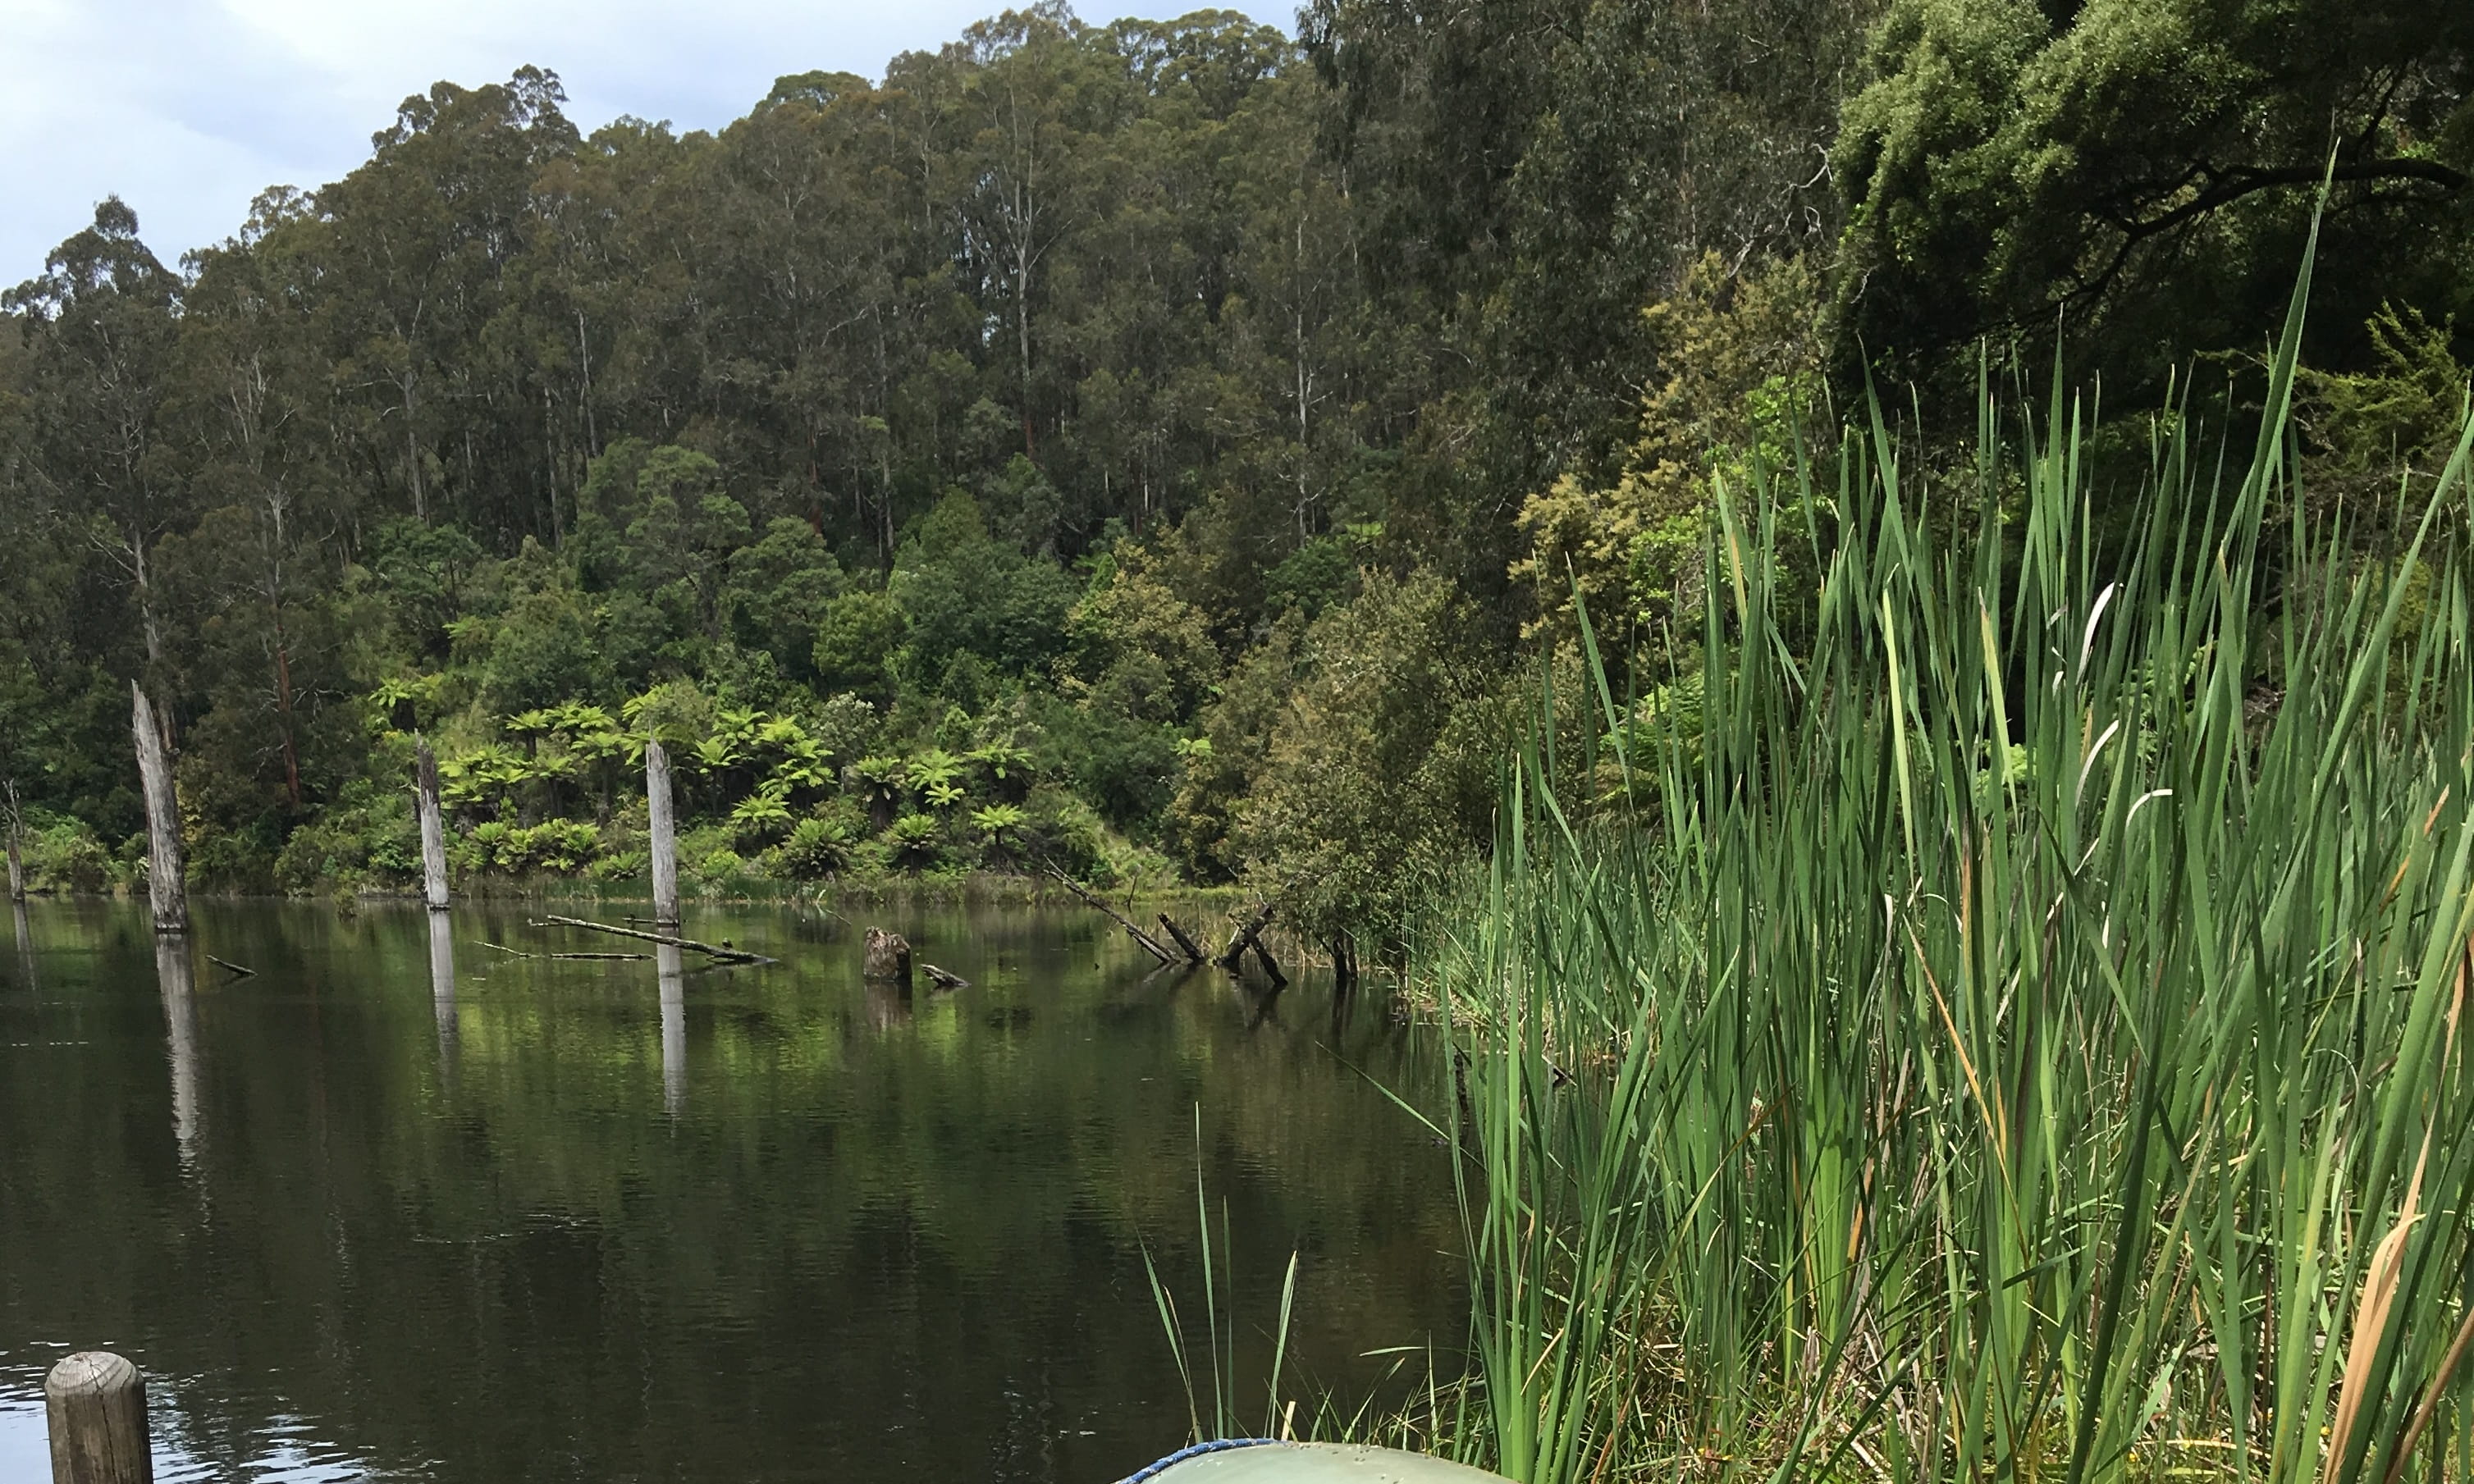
1156 913 1206 963
863 926 912 986
130 683 185 933
1216 900 1274 970
646 739 679 929
414 738 450 911
1044 867 1176 964
5 779 24 905
1328 932 1357 992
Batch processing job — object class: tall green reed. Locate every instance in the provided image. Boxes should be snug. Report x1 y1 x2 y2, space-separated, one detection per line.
1143 1107 1303 1444
1425 231 2474 1484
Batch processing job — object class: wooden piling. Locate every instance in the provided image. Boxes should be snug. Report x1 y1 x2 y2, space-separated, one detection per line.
45 1350 153 1484
646 738 679 929
414 737 450 911
130 683 185 934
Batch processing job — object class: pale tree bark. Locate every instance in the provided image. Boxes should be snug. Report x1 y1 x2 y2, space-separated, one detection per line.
5 779 25 904
130 682 185 932
415 737 450 911
646 739 679 928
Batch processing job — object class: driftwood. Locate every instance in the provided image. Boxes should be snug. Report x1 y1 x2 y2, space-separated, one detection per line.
204 954 256 978
536 913 768 964
1216 900 1275 970
921 961 971 989
1045 867 1177 964
1155 913 1206 963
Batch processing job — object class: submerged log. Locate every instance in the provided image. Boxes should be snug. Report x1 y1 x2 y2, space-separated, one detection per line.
130 683 185 934
863 926 913 986
414 737 450 911
646 738 680 929
536 913 767 964
1249 936 1288 988
1045 867 1176 963
921 961 971 989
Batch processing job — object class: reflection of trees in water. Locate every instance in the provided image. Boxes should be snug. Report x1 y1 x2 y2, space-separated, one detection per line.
0 903 1461 1482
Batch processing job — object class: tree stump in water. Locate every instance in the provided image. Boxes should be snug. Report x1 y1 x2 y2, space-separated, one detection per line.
862 927 912 987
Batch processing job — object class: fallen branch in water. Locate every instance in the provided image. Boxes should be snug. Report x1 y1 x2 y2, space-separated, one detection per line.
1155 913 1206 963
205 954 256 978
1042 866 1177 964
478 938 652 962
921 961 971 989
533 914 771 964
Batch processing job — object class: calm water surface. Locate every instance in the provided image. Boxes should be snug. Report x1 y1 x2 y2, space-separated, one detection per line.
0 901 1462 1482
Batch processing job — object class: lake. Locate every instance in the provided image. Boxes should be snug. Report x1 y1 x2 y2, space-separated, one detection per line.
0 901 1463 1482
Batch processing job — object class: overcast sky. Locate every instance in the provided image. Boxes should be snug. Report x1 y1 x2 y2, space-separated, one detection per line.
0 0 1293 287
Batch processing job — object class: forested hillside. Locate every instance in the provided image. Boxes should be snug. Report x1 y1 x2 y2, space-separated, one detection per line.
2 0 2468 944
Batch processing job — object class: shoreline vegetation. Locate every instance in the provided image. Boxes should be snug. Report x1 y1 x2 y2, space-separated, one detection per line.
1370 252 2474 1481
7 2 2474 1482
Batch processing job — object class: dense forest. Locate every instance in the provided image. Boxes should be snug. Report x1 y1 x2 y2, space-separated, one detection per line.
2 0 2470 943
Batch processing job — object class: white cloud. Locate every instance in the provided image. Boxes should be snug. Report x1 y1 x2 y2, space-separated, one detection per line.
0 0 1294 285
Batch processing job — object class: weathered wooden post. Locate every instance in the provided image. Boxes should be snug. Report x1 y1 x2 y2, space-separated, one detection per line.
862 926 912 988
645 738 679 930
657 943 685 1115
45 1350 153 1484
6 778 25 904
130 684 185 934
414 737 450 911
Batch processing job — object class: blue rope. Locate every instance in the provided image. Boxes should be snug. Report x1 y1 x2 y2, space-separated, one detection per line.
1113 1437 1283 1482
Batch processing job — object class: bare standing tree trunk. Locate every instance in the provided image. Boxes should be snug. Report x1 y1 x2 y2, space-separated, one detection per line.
130 683 185 933
5 779 25 904
646 739 679 929
415 737 450 911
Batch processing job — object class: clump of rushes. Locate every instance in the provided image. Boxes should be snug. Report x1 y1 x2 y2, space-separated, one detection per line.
1418 226 2474 1483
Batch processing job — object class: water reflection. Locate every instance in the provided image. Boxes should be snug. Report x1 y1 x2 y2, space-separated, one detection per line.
157 933 199 1164
864 976 912 1030
656 942 684 1115
427 911 457 1066
0 902 1462 1483
11 901 32 989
